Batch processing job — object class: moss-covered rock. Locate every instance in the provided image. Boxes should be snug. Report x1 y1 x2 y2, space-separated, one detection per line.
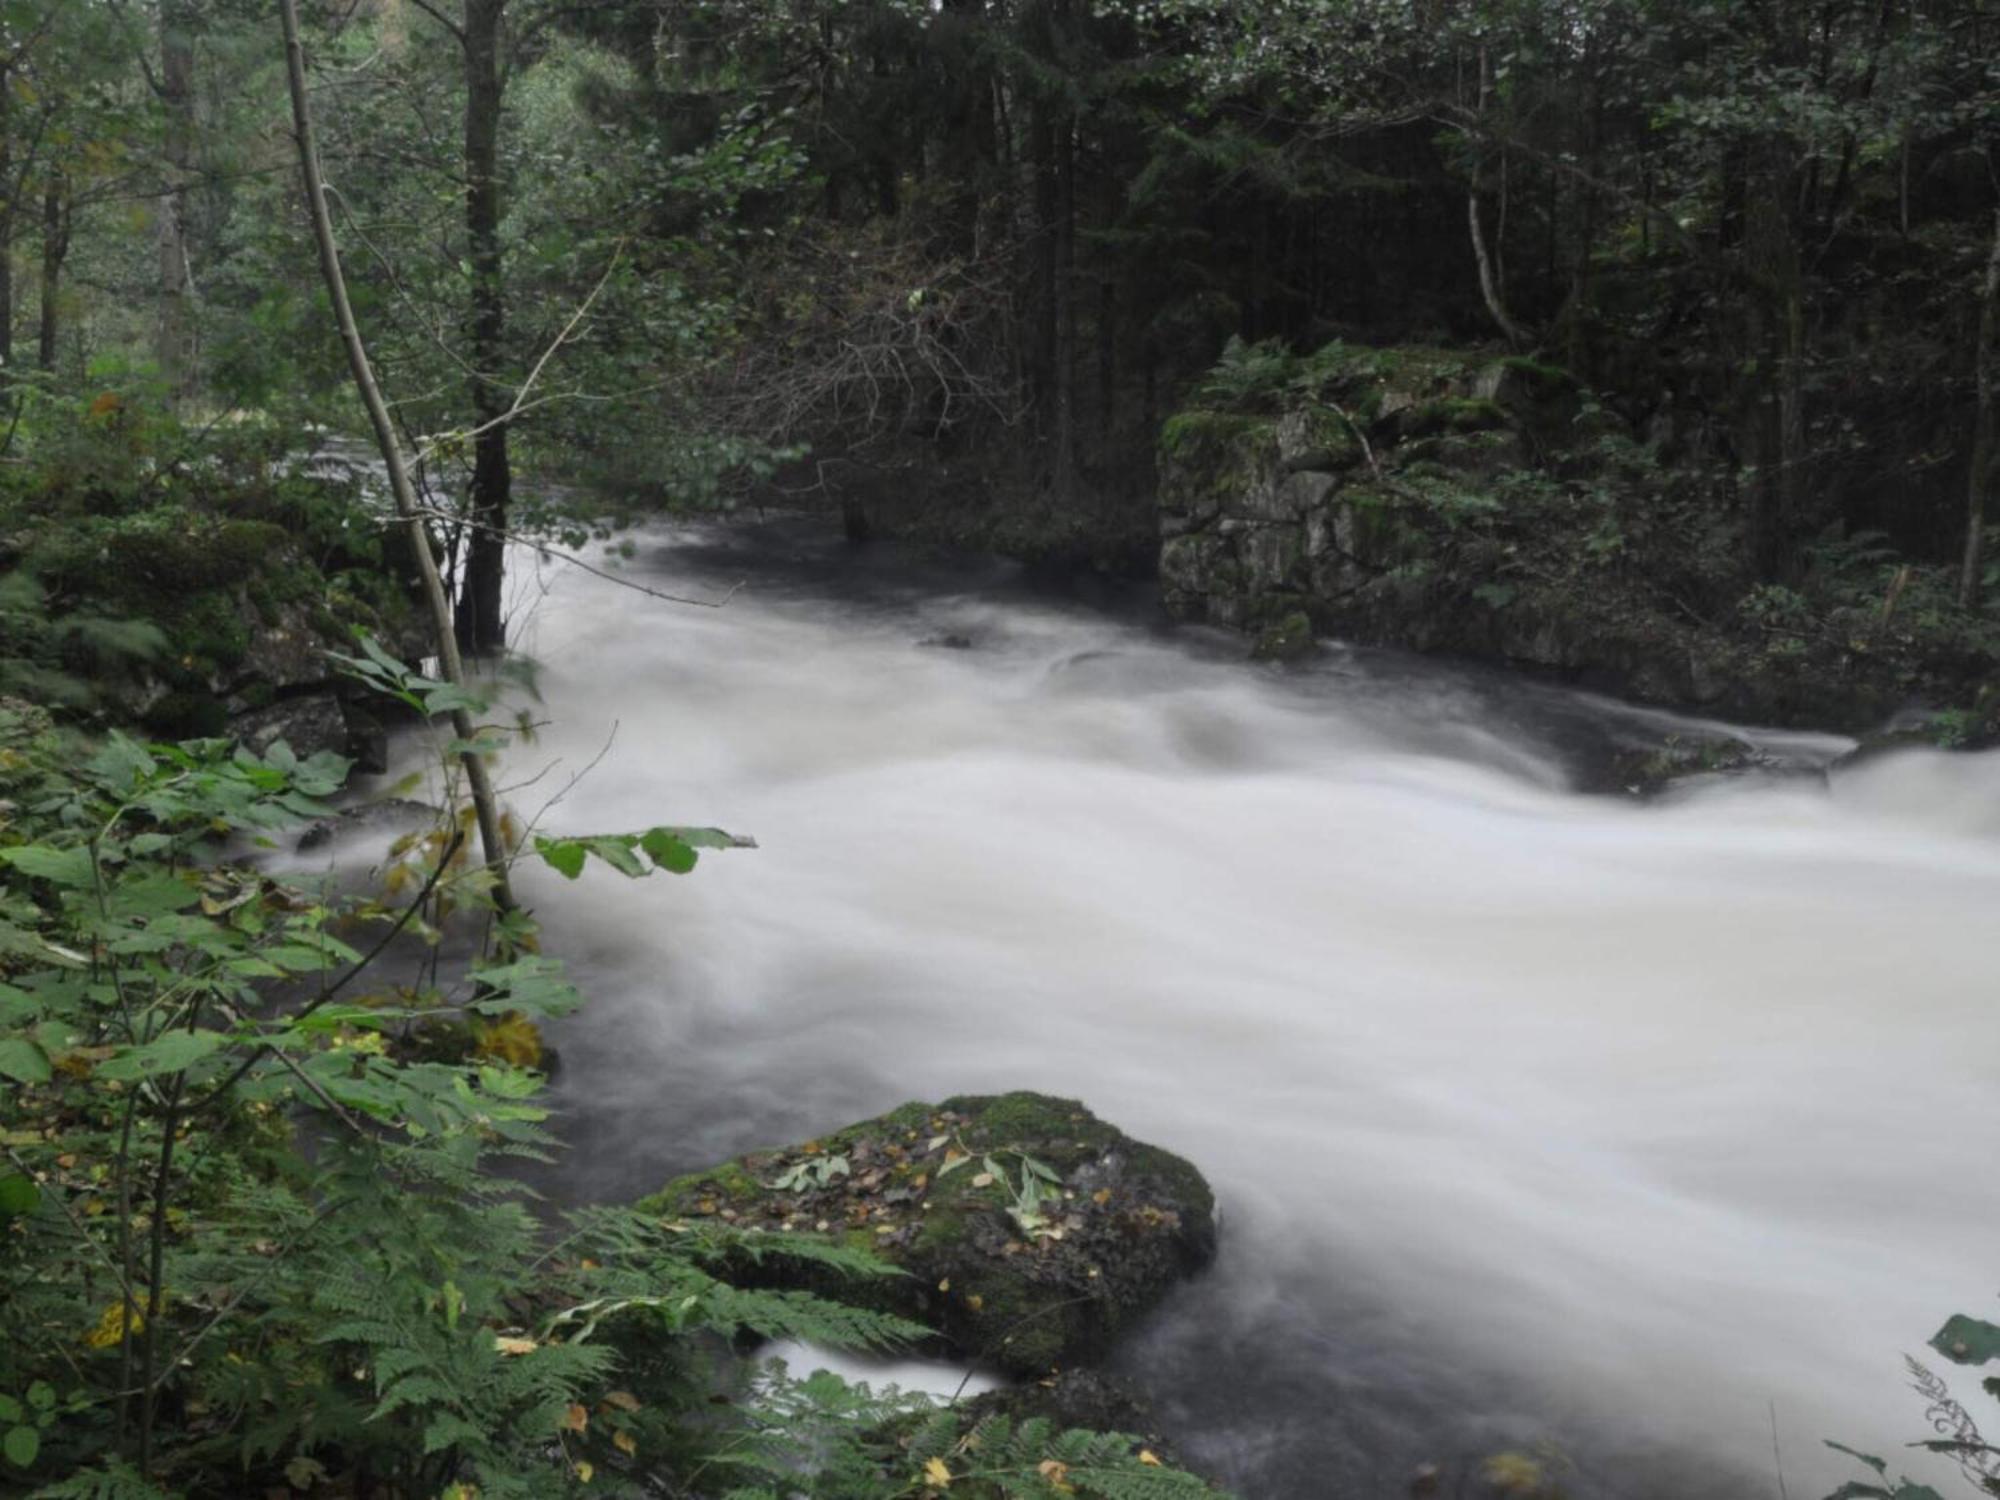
1158 337 2000 734
637 1092 1217 1377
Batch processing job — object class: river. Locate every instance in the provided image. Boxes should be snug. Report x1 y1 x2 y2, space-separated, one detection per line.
384 515 2000 1498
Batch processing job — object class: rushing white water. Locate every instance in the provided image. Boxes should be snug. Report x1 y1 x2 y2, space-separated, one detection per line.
377 519 2000 1497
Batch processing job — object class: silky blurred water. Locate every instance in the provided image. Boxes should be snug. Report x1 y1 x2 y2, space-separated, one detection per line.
349 517 2000 1498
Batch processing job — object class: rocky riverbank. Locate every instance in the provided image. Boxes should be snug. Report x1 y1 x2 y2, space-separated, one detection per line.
1156 340 2000 739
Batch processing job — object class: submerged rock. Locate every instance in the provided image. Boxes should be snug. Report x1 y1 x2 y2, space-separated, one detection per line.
637 1091 1217 1377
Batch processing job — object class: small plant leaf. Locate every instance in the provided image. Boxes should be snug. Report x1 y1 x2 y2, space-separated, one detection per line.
1931 1315 2000 1366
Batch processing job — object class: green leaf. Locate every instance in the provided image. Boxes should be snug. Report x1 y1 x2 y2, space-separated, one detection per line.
421 683 490 716
3 1425 37 1468
0 845 94 888
97 1031 226 1081
24 1383 52 1413
653 826 753 851
1825 1442 1888 1476
0 1398 17 1425
0 1038 50 1084
640 828 698 874
0 1175 40 1217
585 836 647 878
534 838 587 880
1931 1315 2000 1366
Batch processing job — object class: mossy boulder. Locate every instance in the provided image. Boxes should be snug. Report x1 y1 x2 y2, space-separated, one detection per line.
636 1092 1217 1377
1251 610 1316 663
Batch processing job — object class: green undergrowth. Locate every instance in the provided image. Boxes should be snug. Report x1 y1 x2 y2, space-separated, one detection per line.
0 668 1222 1498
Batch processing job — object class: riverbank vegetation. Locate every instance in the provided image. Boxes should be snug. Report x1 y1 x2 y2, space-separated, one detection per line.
3 0 1999 1495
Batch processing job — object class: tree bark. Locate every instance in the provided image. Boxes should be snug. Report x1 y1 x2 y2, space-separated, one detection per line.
0 63 14 383
37 168 69 373
1958 204 2000 608
1468 45 1529 350
1740 132 1807 580
456 0 511 656
157 0 197 404
279 0 514 912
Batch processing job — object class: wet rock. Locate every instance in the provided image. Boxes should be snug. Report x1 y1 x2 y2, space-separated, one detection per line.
962 1368 1157 1437
1251 610 1316 663
296 797 440 852
233 694 398 774
638 1091 1217 1377
232 693 349 761
1594 729 1839 798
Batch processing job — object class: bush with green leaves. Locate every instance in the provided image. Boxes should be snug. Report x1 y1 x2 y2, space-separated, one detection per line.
0 679 1221 1499
1822 1310 2000 1500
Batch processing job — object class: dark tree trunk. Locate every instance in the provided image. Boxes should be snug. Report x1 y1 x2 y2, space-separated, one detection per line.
1050 99 1076 503
0 65 12 384
1959 204 2000 607
37 168 67 372
1739 132 1807 581
456 0 511 656
157 0 196 403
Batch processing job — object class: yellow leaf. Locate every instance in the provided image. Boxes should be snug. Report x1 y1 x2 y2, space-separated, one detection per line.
923 1456 953 1488
601 1390 640 1412
1091 1188 1111 1205
1038 1459 1070 1482
966 1294 983 1311
1479 1452 1546 1494
1138 1450 1163 1467
561 1402 589 1433
83 1298 144 1349
970 1172 995 1188
612 1429 637 1456
474 1013 545 1069
574 1462 593 1483
494 1335 537 1356
937 1278 951 1293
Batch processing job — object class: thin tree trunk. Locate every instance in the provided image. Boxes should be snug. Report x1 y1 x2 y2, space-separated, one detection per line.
1051 101 1076 503
37 168 68 373
0 64 14 385
279 0 514 911
456 0 510 656
1958 205 2000 608
157 0 196 404
1741 133 1806 580
1468 47 1529 350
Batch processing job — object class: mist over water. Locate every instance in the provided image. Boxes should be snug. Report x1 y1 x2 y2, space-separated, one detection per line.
397 519 2000 1496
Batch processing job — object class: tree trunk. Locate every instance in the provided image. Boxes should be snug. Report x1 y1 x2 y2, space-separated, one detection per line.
456 0 510 656
278 0 515 912
1958 205 2000 608
1468 46 1529 350
1050 100 1076 504
38 169 69 373
157 0 197 404
0 64 14 384
1740 133 1806 580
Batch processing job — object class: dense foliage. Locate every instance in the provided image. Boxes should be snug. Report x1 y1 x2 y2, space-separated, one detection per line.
0 684 1218 1497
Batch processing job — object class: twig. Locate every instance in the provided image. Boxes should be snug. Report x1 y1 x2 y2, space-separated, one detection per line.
414 239 629 467
406 509 745 609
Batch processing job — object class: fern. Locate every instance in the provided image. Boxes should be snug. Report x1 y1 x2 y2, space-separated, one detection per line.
28 1463 173 1500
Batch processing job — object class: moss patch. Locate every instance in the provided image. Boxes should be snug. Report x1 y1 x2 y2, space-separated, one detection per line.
636 1091 1217 1377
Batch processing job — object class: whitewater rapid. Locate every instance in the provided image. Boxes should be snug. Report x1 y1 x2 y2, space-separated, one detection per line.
388 519 2000 1497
